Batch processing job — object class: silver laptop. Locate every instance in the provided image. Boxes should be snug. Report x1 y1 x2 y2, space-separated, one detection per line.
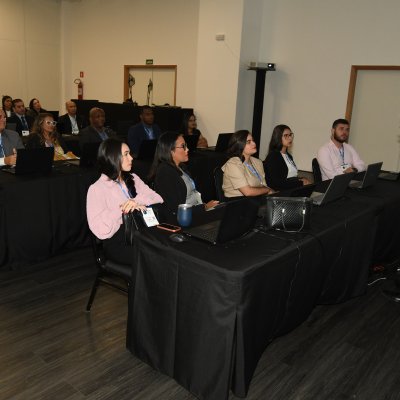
349 162 383 189
310 173 355 206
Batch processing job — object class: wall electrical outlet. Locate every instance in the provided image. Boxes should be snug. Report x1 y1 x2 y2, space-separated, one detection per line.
215 34 225 41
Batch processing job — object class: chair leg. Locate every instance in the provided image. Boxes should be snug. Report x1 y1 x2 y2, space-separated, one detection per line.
86 274 101 312
125 281 134 350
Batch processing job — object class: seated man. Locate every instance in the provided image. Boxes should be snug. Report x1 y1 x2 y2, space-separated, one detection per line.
7 99 34 136
0 108 24 166
57 100 87 135
79 107 115 149
317 118 366 181
127 106 161 157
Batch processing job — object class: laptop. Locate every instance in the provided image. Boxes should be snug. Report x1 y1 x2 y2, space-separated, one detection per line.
2 147 54 175
184 133 199 152
136 139 157 160
348 162 383 189
379 170 400 181
65 142 100 167
184 197 259 244
215 133 233 153
310 172 355 206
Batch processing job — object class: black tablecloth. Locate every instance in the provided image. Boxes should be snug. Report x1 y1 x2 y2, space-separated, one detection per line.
125 182 400 400
0 165 98 268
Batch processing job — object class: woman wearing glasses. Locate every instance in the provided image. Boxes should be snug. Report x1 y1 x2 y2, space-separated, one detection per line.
222 130 274 198
149 131 218 223
25 113 77 160
264 124 310 191
180 113 208 148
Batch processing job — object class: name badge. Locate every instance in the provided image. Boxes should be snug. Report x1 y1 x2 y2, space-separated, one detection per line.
341 163 350 170
22 130 30 137
141 207 159 227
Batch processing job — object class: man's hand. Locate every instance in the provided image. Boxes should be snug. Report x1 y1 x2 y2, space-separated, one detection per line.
4 148 17 166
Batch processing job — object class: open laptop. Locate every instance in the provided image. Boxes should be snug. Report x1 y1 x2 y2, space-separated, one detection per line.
184 133 199 152
66 142 100 167
310 172 354 206
348 162 383 189
136 139 157 160
184 197 259 244
215 133 233 153
2 147 54 175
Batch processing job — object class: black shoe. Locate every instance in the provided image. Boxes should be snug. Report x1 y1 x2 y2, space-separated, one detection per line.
382 288 400 303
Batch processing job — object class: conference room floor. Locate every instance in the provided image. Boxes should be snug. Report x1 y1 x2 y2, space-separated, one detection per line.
1 247 399 400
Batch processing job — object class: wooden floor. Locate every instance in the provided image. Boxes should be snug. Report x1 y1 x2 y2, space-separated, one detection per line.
1 248 400 400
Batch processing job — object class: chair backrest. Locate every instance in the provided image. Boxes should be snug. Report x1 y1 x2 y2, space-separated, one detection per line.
312 158 322 183
213 166 226 202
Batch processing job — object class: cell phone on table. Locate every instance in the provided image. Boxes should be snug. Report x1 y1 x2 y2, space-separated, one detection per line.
156 223 181 233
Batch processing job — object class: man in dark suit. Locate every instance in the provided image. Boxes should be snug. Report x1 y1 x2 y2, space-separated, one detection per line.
57 100 87 135
6 99 34 136
0 109 24 167
79 107 115 149
127 106 161 157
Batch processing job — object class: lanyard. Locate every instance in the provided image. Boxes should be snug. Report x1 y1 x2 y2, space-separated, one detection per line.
182 171 196 190
116 180 132 199
244 160 263 185
144 125 154 139
338 146 345 165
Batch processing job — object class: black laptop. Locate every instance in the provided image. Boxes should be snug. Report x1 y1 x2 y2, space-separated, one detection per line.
215 133 233 153
348 162 383 189
2 147 54 175
184 198 259 244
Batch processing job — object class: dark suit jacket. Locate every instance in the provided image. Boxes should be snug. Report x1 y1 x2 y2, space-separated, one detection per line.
6 114 34 136
264 150 303 190
79 125 116 149
0 129 25 157
57 113 87 135
154 162 188 224
127 122 161 156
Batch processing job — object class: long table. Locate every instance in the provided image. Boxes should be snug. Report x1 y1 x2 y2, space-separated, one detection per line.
126 180 400 400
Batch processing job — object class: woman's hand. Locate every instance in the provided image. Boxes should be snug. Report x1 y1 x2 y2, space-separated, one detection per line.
120 199 147 214
300 177 311 186
205 200 220 210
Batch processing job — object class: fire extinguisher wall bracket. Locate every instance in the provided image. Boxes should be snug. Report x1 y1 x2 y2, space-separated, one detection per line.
74 78 83 100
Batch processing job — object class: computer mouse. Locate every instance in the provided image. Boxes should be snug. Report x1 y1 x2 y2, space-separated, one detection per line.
169 233 187 243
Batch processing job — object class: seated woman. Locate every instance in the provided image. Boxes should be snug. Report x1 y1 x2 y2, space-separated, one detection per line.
149 131 218 223
222 130 274 198
26 98 47 119
2 95 13 118
264 124 311 190
25 112 77 160
180 113 208 148
87 138 163 264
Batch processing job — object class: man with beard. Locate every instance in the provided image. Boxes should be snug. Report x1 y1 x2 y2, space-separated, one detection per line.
317 118 366 181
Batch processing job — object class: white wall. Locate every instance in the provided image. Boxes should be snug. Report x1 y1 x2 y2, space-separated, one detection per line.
0 0 61 110
258 0 400 168
60 0 199 112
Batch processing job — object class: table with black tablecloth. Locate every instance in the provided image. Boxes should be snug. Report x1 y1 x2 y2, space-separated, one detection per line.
0 165 98 268
125 181 400 400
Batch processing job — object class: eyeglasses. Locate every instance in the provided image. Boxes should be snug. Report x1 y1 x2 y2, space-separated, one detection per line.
175 143 188 150
44 120 57 126
283 132 294 139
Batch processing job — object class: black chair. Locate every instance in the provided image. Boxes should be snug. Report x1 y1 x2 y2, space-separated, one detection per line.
86 234 133 311
213 166 227 202
312 158 322 183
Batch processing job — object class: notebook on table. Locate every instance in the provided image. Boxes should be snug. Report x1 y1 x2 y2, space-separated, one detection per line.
349 162 383 189
2 147 54 175
310 172 355 206
184 197 259 244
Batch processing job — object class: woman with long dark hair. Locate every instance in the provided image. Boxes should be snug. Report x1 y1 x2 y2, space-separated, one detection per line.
87 138 163 263
149 131 218 223
26 98 47 119
2 95 13 117
221 130 274 198
180 113 208 148
264 124 310 190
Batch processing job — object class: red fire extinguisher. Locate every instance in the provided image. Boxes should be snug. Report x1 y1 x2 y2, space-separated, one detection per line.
74 78 83 100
